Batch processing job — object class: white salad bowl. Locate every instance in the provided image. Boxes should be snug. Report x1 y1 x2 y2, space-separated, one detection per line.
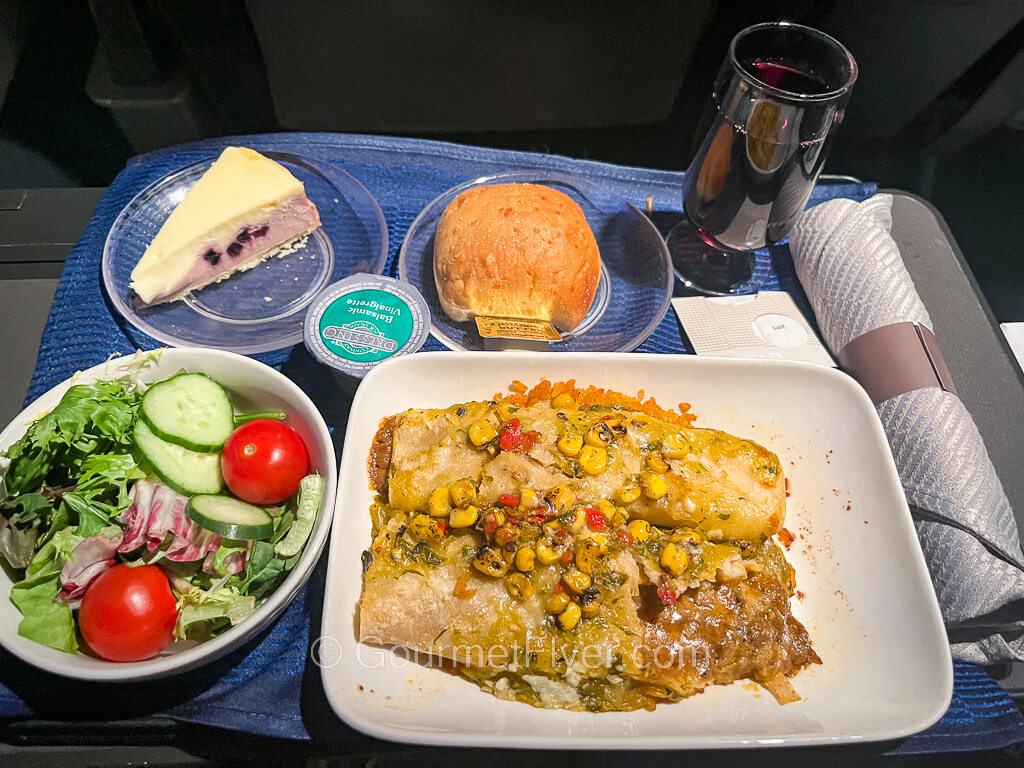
0 348 337 681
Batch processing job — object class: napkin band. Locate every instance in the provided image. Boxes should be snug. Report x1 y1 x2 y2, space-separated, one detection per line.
838 322 957 405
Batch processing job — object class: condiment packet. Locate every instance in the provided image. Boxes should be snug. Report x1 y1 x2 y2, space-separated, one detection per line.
304 275 431 391
672 291 834 366
475 316 561 351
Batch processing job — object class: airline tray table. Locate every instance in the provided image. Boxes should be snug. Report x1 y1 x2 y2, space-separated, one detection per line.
1 135 1023 765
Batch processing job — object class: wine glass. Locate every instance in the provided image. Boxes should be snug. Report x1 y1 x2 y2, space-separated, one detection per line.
667 21 858 295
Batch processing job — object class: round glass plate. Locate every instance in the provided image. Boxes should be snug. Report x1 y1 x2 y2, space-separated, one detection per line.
399 170 673 352
103 151 388 354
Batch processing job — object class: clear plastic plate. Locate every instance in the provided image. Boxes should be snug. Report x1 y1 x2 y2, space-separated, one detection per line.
103 151 388 354
398 170 673 352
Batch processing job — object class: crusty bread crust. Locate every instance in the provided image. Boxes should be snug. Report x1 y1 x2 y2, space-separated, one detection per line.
432 183 600 331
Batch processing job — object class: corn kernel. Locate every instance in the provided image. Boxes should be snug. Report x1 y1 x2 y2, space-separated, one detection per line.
557 433 583 458
518 488 542 511
536 538 562 564
562 569 592 594
615 482 641 505
669 527 704 548
505 572 534 600
660 542 688 576
579 588 601 617
575 539 601 574
371 528 394 559
562 507 586 534
596 499 617 519
579 445 609 475
585 423 614 447
549 485 577 513
495 402 518 422
429 486 452 517
514 546 536 572
409 514 448 544
590 531 610 553
557 602 582 630
647 453 670 474
483 507 506 529
468 420 498 446
502 541 518 563
551 393 577 409
641 472 669 500
610 509 629 528
494 524 517 546
628 519 652 542
663 433 689 459
448 505 480 528
545 591 570 613
472 544 509 577
450 479 477 507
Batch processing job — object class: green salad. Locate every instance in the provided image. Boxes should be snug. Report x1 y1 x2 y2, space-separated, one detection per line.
0 350 322 661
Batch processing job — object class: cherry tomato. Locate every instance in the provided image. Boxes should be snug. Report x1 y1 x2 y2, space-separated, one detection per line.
79 564 178 662
221 419 309 505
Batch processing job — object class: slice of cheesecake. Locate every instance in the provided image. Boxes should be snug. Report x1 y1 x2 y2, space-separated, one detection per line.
130 147 322 306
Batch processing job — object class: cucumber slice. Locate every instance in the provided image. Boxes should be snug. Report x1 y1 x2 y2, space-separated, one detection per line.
275 474 323 558
140 372 234 452
187 495 274 540
133 421 224 496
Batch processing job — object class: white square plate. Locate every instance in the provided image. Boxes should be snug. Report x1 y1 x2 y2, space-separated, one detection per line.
321 352 951 748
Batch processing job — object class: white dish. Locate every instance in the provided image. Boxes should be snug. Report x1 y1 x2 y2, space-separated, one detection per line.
0 348 337 681
321 352 952 749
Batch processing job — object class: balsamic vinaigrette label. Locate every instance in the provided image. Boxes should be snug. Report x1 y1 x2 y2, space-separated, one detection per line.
474 316 562 342
318 289 414 362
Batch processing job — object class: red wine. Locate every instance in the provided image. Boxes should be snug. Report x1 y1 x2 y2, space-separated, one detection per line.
749 60 832 95
683 60 838 250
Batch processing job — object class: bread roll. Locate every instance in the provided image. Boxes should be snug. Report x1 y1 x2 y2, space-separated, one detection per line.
433 183 600 331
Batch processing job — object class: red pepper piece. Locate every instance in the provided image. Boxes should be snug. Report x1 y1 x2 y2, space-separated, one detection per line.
657 584 678 606
500 494 520 507
585 508 607 532
520 430 539 451
499 418 539 452
499 419 522 452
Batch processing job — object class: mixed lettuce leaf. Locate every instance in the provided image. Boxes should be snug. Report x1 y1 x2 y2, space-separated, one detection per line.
0 375 149 651
0 351 318 654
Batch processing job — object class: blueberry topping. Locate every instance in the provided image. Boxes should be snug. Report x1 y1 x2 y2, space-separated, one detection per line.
252 225 269 238
203 249 220 265
227 242 243 256
236 229 251 243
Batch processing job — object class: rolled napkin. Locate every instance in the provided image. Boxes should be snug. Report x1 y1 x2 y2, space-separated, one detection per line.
789 194 1024 664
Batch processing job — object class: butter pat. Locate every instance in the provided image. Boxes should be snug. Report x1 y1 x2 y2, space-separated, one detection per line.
475 315 561 351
